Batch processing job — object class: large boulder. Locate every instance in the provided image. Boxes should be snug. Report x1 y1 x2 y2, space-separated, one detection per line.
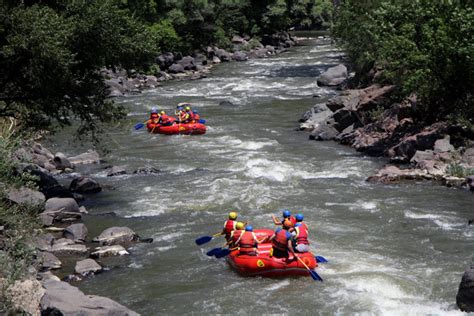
232 51 248 62
317 64 348 86
63 223 88 242
215 49 231 62
53 152 73 170
466 176 474 191
50 238 88 254
462 148 474 166
457 258 474 312
156 52 174 69
178 56 196 70
70 177 102 194
107 166 127 177
168 63 185 74
40 198 81 226
34 233 55 252
32 143 54 160
75 258 102 275
37 251 62 270
40 279 139 316
7 187 45 207
7 279 45 316
309 124 339 141
91 245 130 258
93 227 139 246
68 150 100 166
231 35 246 44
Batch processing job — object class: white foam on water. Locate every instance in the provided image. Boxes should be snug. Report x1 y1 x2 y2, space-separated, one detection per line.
128 262 143 269
156 245 176 252
153 231 186 242
265 279 290 291
404 210 442 220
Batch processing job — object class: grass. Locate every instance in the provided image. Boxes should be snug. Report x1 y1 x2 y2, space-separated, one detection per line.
446 163 474 178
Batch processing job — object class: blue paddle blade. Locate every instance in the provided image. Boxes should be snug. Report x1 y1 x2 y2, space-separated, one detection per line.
198 119 206 124
215 248 231 258
315 256 328 263
310 270 323 282
206 248 222 257
195 236 213 245
134 123 145 130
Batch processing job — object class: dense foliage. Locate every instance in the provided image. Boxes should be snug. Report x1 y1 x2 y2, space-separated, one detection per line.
333 0 473 124
0 0 332 136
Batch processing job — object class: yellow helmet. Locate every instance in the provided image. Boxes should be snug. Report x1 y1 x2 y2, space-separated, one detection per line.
229 212 237 220
236 222 244 230
160 111 165 115
185 106 191 111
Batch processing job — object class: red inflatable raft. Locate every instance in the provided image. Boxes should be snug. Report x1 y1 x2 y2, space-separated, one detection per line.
226 229 318 277
147 122 206 135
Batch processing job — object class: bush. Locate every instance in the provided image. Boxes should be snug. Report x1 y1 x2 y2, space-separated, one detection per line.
149 19 181 53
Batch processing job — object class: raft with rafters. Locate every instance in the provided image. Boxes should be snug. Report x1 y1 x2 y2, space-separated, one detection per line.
146 122 206 135
226 229 317 277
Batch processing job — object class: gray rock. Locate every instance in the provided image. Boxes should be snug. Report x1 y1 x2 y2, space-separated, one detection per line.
215 49 231 62
70 177 102 194
50 238 88 254
219 101 235 107
7 279 45 316
32 143 54 160
212 56 221 64
457 258 474 312
168 63 185 74
410 150 436 165
53 152 73 170
156 52 174 69
145 75 158 88
178 56 196 70
7 187 45 207
68 150 100 166
434 136 455 153
317 64 348 86
91 245 130 258
75 259 102 275
133 167 161 175
466 176 474 191
309 124 340 141
462 148 474 166
35 233 55 251
63 223 88 242
40 279 139 316
107 166 127 177
232 51 248 61
232 35 246 44
37 251 62 270
45 197 79 213
93 227 138 246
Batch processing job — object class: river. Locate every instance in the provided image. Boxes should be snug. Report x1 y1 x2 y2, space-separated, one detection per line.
54 36 473 314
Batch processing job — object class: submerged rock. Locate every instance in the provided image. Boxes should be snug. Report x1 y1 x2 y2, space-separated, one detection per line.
107 166 127 177
50 238 88 254
91 245 130 258
75 258 102 275
317 64 347 86
68 150 100 166
457 258 474 312
70 177 102 194
133 167 161 175
93 227 139 246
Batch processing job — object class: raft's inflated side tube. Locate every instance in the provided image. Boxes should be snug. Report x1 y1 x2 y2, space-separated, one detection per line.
227 228 317 277
147 122 206 135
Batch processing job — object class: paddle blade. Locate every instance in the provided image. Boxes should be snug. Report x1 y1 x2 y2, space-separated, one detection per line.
195 236 213 245
206 248 222 257
309 270 323 282
134 123 145 130
215 248 231 258
198 119 206 124
315 256 328 263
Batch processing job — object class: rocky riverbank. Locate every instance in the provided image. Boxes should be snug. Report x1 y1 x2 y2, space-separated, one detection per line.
104 32 297 96
1 141 153 315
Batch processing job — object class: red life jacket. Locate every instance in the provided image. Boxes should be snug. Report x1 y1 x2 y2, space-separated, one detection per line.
231 229 243 246
281 216 297 226
299 222 309 232
272 229 290 251
186 110 195 122
238 231 257 254
223 220 236 239
160 114 174 124
295 225 309 245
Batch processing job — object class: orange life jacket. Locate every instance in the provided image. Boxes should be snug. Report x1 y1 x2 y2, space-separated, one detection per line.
230 229 243 246
223 220 236 240
272 228 291 251
295 225 309 245
237 231 257 254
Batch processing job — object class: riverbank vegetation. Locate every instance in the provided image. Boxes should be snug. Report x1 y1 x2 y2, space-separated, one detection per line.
332 0 473 125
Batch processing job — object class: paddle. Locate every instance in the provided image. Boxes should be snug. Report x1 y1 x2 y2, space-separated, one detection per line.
293 253 323 282
195 232 222 246
134 122 146 130
206 247 222 257
198 119 206 124
315 255 328 263
214 247 238 258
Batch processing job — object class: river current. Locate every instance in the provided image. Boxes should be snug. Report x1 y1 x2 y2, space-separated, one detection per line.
54 37 473 315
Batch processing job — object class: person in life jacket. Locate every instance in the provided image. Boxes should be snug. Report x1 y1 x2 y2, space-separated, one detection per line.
228 222 245 248
147 107 161 128
272 209 297 227
295 213 308 232
222 212 238 241
158 111 174 126
235 225 265 256
293 222 310 253
183 106 195 123
268 219 295 259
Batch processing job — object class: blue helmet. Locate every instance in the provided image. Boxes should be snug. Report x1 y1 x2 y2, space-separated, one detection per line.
295 223 302 227
151 107 157 113
295 214 304 222
283 209 291 218
245 225 253 232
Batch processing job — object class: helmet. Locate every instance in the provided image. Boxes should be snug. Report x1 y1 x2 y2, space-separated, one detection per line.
185 106 191 111
176 105 183 110
245 225 253 232
283 218 293 228
236 222 244 230
295 214 304 222
228 212 237 220
160 111 165 115
151 107 157 113
283 209 291 218
295 223 302 227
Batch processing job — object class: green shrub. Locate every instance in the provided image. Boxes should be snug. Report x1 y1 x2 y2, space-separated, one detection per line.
446 163 474 178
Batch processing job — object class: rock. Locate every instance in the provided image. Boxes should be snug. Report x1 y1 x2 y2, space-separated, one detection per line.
457 258 474 312
70 176 102 194
63 223 88 242
178 56 196 70
366 165 430 184
38 271 61 282
7 279 45 316
331 108 358 132
91 245 130 258
108 88 123 97
232 51 248 61
34 233 55 251
309 124 339 141
23 164 59 190
466 176 474 191
317 64 348 86
107 166 127 177
300 104 332 130
212 56 221 64
145 75 159 88
37 251 62 270
158 71 173 81
45 197 79 213
215 49 231 62
442 176 466 188
53 152 73 170
7 187 45 207
168 63 185 74
133 167 161 175
462 148 474 166
75 259 102 275
93 227 139 246
219 101 235 107
156 52 174 69
51 238 88 254
68 150 100 166
231 35 246 44
40 279 139 316
32 143 54 160
42 184 75 200
410 150 436 165
434 135 454 153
